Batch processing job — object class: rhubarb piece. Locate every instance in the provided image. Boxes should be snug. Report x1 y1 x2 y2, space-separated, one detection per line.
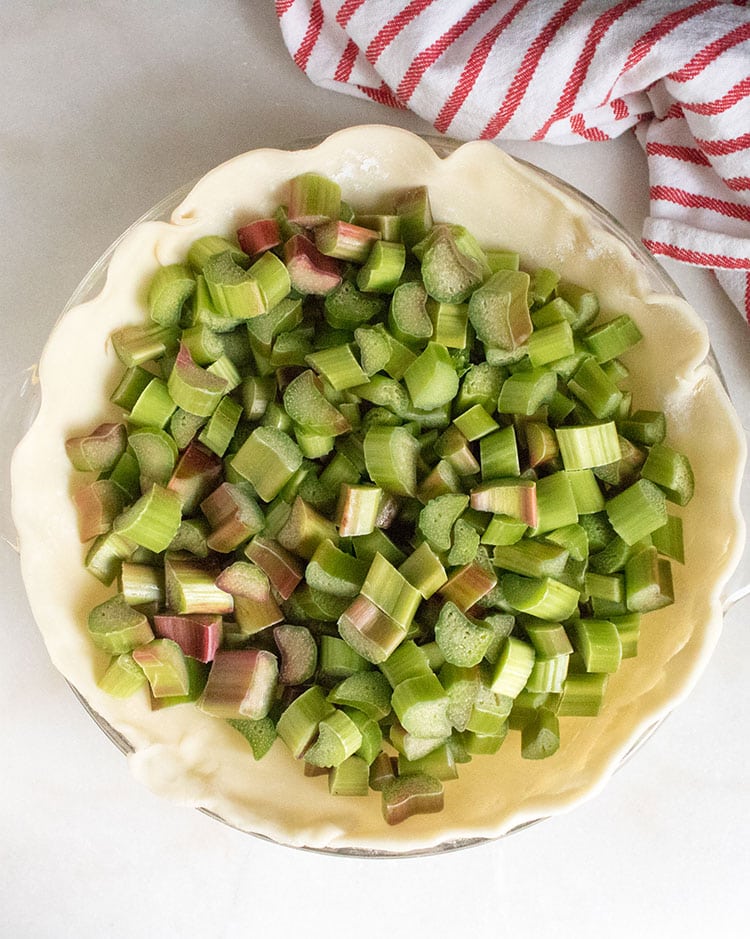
246 250 291 310
338 594 407 664
201 483 265 553
147 263 195 326
277 495 339 560
66 422 127 473
276 685 336 758
439 562 497 612
468 269 532 351
187 235 248 272
73 479 125 542
453 405 498 443
501 573 580 621
110 366 152 410
556 421 621 470
329 755 370 795
360 553 422 631
85 531 137 585
198 649 279 720
391 673 451 739
434 425 479 477
111 323 180 367
165 555 233 615
568 356 623 420
304 708 363 768
237 218 281 257
447 517 480 566
231 427 303 502
167 342 228 417
216 562 282 634
398 744 458 781
203 250 265 320
534 472 579 535
324 278 387 330
357 240 406 293
606 478 668 545
381 772 444 825
363 425 419 497
521 707 560 760
131 638 190 698
305 539 368 597
284 234 343 295
618 409 666 446
244 536 304 599
641 442 695 506
227 716 277 760
625 545 674 612
394 185 433 247
319 635 370 680
167 441 223 515
118 561 165 607
128 426 178 489
584 313 642 363
398 542 447 599
419 225 485 304
87 593 154 655
526 421 559 468
403 342 459 411
336 483 382 537
152 613 222 663
287 172 341 226
497 368 557 416
315 219 380 264
434 602 494 667
305 343 367 392
283 369 351 436
489 636 535 698
528 320 575 367
113 484 182 553
568 618 622 673
354 374 410 417
327 670 392 721
97 652 148 698
417 493 469 553
197 395 242 457
470 480 537 528
388 281 432 343
273 624 318 684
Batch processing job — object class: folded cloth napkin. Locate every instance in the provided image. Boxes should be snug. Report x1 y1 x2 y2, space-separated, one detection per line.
277 0 750 322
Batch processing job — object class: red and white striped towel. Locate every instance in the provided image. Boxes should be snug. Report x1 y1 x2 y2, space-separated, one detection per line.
277 0 750 322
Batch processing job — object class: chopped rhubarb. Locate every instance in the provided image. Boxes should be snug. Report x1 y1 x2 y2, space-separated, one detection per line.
200 482 265 553
66 422 127 473
273 624 318 684
167 441 223 515
237 218 281 256
244 536 304 599
132 638 190 698
283 234 342 296
198 649 279 720
152 613 223 663
73 479 125 542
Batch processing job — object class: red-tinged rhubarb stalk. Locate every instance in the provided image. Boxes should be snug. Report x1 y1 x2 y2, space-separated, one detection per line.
439 562 498 612
198 649 279 720
287 172 341 226
273 624 318 684
132 638 190 698
66 422 127 473
165 554 234 615
236 218 281 257
336 483 382 537
200 482 265 553
470 479 538 528
314 220 381 264
152 613 223 663
277 495 339 560
244 536 304 599
284 234 342 295
381 773 444 825
167 440 224 515
338 594 407 665
73 479 125 542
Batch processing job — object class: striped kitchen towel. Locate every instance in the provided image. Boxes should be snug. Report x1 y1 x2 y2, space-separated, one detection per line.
277 0 750 322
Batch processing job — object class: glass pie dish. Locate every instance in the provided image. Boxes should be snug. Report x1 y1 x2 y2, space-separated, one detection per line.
8 126 746 857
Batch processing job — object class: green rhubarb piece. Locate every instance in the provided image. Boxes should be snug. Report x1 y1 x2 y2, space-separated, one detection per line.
447 518 480 566
641 442 695 506
501 573 580 621
388 280 433 343
568 618 622 673
305 343 367 391
354 213 401 240
453 405 498 442
111 323 180 367
319 635 370 680
470 479 537 527
618 409 666 446
568 356 623 420
327 670 393 721
381 772 444 824
128 378 177 429
329 755 370 795
227 716 277 760
110 366 152 411
480 515 528 546
85 531 137 585
231 426 303 502
129 426 178 489
304 708 363 768
434 425 479 476
439 663 480 732
324 277 387 330
379 639 431 688
417 492 469 553
203 250 265 320
201 482 265 553
434 602 494 668
168 518 210 557
357 240 406 293
524 621 574 658
651 514 685 564
149 654 210 709
428 299 468 348
555 281 600 331
342 708 383 765
584 314 642 363
403 342 459 411
132 638 190 698
181 323 224 365
526 421 559 468
277 495 338 560
147 263 195 326
525 653 569 693
492 539 569 579
606 478 668 545
456 362 504 413
118 561 165 607
528 320 575 367
489 636 535 697
480 426 520 479
335 483 381 537
521 708 560 760
625 545 674 612
167 342 228 417
246 296 303 355
246 250 291 310
557 672 609 716
391 673 451 739
609 612 641 658
497 368 556 416
361 553 422 630
164 555 233 615
338 594 407 664
398 743 458 781
420 225 486 304
187 236 248 273
97 652 148 698
394 185 433 247
534 471 579 535
113 483 182 553
198 395 242 457
288 172 341 226
556 422 621 470
283 369 350 437
363 425 419 497
399 542 448 599
564 469 605 514
305 539 368 597
276 685 336 758
468 269 532 350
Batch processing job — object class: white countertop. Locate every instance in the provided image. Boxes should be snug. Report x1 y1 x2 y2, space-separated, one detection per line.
2 4 748 937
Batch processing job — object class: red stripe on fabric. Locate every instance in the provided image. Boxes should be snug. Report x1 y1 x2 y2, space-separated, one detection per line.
643 239 750 268
336 0 366 28
696 131 750 155
645 142 712 166
294 0 324 71
680 75 750 115
481 0 588 140
599 0 719 107
366 0 436 65
276 0 296 16
669 21 750 82
726 176 750 191
396 0 496 103
334 38 360 82
650 185 750 221
611 98 630 119
660 103 685 120
532 0 645 141
355 82 408 109
745 273 750 324
570 113 610 141
434 0 530 134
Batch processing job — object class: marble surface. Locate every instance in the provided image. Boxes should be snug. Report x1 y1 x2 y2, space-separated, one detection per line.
1 4 748 937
